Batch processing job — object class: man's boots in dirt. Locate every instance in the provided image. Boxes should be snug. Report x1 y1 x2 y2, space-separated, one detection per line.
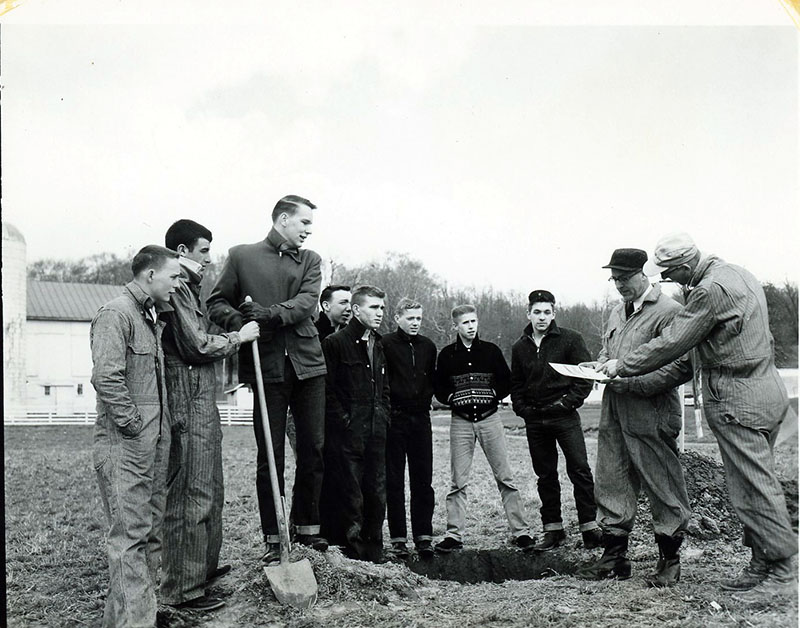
732 555 798 603
644 534 682 588
575 534 631 580
720 546 770 591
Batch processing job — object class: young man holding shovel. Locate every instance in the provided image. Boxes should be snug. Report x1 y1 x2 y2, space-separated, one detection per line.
207 195 328 564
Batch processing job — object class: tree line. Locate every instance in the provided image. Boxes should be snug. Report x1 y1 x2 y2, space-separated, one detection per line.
28 251 799 367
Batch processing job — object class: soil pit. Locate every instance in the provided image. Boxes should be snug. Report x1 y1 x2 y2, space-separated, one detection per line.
406 548 576 584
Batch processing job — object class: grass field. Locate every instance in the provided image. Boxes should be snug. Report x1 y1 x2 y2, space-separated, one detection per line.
5 405 798 627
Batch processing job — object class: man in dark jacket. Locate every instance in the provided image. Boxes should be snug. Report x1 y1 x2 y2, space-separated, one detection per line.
315 284 352 341
382 298 437 559
207 195 328 563
434 304 533 552
510 290 600 552
320 285 391 562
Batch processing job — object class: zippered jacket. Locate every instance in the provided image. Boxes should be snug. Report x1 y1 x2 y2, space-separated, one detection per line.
206 228 326 384
382 328 437 414
322 318 391 430
510 321 591 420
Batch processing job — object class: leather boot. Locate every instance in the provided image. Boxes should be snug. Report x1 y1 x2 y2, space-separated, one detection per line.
575 534 631 580
645 534 682 588
732 555 798 603
720 547 770 591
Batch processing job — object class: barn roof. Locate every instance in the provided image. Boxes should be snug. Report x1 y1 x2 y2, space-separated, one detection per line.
27 281 124 322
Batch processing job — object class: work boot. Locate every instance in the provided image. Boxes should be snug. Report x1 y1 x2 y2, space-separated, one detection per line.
389 541 411 560
732 555 798 603
296 534 329 552
434 537 464 553
720 548 771 591
575 534 631 580
644 534 683 588
513 534 536 550
416 539 435 559
261 543 281 566
581 528 603 550
529 529 566 552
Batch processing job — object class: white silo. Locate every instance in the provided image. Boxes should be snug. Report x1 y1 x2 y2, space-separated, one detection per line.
3 222 27 416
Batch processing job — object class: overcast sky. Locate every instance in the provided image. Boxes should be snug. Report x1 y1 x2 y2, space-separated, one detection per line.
2 2 797 305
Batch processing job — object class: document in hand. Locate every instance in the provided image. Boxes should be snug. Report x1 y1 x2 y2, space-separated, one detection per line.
549 362 609 381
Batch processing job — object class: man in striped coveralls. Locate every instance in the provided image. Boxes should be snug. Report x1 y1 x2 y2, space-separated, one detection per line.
160 220 260 612
599 233 797 602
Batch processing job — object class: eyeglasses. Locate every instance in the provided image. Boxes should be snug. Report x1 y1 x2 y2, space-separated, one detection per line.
608 271 640 284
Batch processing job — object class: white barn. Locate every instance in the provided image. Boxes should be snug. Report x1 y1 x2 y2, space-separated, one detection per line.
24 281 123 413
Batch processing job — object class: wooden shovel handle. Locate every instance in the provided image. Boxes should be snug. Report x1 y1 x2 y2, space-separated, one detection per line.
246 296 291 563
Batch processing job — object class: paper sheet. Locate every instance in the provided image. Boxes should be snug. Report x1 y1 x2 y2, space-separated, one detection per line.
549 362 609 381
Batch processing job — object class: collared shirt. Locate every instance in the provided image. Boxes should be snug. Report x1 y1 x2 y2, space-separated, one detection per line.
162 262 241 365
631 283 654 315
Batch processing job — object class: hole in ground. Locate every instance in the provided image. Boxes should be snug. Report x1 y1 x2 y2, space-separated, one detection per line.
406 549 577 584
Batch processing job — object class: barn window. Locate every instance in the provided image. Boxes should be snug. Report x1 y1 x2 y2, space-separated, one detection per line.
44 386 51 396
77 384 84 396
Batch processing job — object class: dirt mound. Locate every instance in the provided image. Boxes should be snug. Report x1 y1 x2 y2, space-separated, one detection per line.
672 450 799 541
300 546 430 603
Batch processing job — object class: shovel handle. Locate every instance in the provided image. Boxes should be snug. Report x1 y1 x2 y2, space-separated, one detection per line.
246 296 291 563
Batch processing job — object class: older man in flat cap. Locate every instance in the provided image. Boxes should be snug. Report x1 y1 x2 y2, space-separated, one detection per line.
576 249 692 587
599 234 796 601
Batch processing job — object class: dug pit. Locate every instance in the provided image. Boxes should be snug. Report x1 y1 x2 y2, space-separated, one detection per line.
405 548 577 584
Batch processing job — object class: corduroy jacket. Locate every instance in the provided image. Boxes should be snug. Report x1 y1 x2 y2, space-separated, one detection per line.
206 228 326 384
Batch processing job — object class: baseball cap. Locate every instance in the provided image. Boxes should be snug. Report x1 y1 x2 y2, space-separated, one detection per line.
643 232 699 276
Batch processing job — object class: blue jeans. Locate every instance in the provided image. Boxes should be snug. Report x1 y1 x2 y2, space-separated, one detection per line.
524 411 597 531
445 414 529 541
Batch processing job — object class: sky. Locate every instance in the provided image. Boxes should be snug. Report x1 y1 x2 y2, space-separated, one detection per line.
2 2 798 305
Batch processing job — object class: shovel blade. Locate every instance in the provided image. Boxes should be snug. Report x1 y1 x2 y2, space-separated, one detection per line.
264 558 318 609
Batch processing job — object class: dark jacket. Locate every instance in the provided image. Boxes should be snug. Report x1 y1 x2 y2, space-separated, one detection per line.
315 312 338 343
510 321 592 420
434 335 511 422
382 328 437 414
206 228 326 384
322 318 391 431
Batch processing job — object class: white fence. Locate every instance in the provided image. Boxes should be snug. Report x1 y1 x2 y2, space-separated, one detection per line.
4 405 254 427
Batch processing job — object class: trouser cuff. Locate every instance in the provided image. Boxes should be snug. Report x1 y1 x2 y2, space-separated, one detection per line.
390 536 407 544
295 525 320 535
579 521 600 532
265 535 281 544
543 523 564 532
414 535 433 542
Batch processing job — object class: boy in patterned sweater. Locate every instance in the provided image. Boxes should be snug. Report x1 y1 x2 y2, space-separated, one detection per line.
433 304 533 552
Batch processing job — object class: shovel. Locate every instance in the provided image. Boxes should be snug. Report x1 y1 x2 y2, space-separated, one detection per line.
246 297 318 609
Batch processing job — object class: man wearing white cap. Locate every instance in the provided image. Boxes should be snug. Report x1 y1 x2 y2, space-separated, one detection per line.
598 233 796 602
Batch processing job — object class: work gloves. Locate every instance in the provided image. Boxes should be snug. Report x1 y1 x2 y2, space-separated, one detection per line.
239 300 281 332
